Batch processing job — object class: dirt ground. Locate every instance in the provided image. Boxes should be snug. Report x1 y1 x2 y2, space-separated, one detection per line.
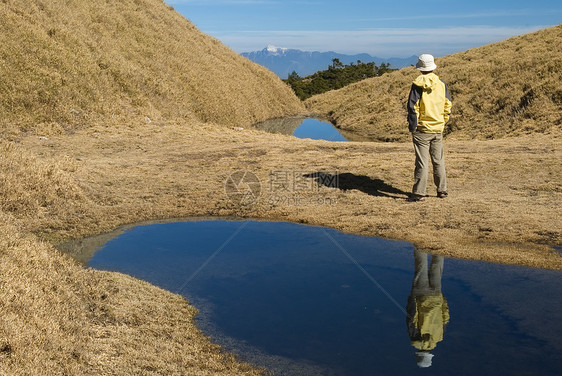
23 122 561 269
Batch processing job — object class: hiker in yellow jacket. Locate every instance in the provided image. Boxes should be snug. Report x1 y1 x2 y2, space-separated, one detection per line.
406 248 449 368
407 54 452 202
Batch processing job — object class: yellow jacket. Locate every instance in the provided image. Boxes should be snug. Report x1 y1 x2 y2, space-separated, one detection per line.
407 294 450 351
407 73 452 133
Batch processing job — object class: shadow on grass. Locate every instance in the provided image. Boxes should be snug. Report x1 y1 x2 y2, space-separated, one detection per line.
304 172 409 199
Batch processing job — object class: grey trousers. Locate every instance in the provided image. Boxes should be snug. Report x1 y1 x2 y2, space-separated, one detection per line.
412 132 447 196
411 248 444 295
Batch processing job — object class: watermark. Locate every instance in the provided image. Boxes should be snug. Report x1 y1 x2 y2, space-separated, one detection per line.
224 170 262 206
267 194 338 206
268 170 338 193
225 170 339 206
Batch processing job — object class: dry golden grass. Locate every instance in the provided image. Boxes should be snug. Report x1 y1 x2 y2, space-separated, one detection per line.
0 0 304 137
3 98 561 376
0 141 90 233
0 1 560 374
1 119 559 373
306 25 562 142
19 122 561 267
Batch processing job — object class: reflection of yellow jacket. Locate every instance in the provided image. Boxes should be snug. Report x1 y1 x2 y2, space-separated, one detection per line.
407 73 452 133
409 294 450 351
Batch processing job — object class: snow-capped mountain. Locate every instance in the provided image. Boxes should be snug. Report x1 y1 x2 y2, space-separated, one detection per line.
265 44 288 55
241 46 418 78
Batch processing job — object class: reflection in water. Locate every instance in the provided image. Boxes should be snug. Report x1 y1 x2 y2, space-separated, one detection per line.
292 118 347 141
62 220 562 376
252 116 303 135
407 249 449 368
252 117 354 142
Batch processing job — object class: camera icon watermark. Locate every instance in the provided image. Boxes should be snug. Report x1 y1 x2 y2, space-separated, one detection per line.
224 170 262 206
225 170 339 207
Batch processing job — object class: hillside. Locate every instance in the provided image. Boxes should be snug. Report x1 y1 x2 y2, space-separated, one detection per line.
0 0 304 137
305 25 562 142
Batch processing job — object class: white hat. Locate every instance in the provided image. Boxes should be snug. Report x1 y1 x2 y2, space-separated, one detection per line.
415 351 434 368
416 54 437 72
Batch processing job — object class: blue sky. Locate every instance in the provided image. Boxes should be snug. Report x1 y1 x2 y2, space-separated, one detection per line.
166 0 561 57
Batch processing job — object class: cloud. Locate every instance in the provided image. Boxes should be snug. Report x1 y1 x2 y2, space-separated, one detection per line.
211 26 548 56
357 9 562 22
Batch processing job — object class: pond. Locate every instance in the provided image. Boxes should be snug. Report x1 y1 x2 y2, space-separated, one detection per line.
252 117 351 142
69 219 562 376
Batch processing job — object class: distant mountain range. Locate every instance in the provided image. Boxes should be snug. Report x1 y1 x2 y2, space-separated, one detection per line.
241 45 418 78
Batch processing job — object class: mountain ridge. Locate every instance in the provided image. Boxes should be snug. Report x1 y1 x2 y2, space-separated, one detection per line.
242 46 417 78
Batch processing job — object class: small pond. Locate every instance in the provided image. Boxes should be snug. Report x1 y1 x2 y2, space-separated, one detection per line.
252 117 350 142
72 219 562 375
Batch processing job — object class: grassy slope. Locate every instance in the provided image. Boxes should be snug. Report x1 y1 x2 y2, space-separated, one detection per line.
306 25 562 142
0 0 304 374
0 0 304 137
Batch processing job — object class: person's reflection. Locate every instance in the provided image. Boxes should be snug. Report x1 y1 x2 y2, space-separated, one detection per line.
406 248 449 368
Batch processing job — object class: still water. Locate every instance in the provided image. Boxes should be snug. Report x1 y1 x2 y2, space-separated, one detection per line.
252 117 348 141
84 219 562 375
